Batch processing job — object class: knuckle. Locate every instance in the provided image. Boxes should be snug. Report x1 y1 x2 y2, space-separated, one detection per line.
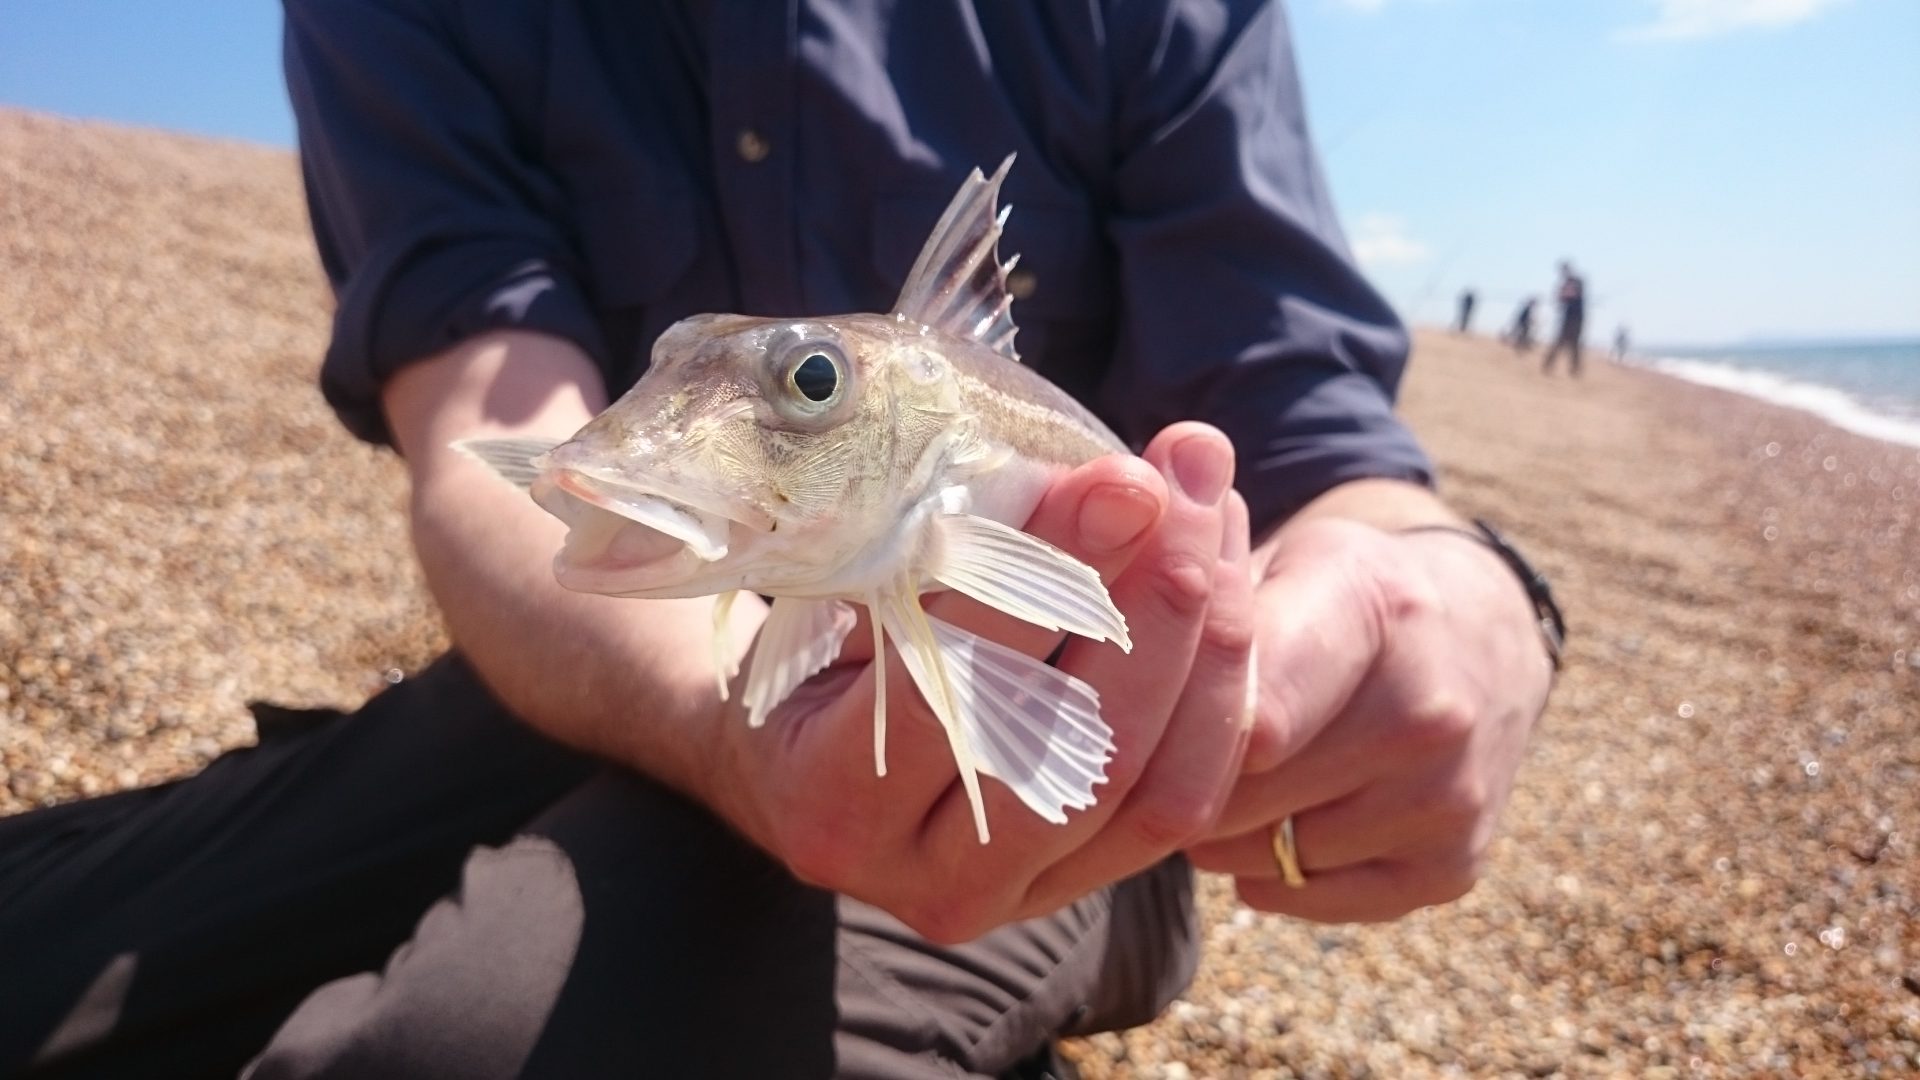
1351 549 1443 634
1240 677 1315 772
1128 789 1219 849
1147 550 1215 620
1419 860 1483 908
1240 712 1290 773
1364 555 1444 628
1397 852 1484 909
1404 692 1477 750
1196 608 1256 664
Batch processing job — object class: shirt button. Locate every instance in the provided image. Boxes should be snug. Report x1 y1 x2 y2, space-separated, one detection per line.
1006 267 1037 300
735 129 771 164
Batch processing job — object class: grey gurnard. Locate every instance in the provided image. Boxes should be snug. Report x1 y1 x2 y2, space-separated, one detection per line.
456 157 1134 843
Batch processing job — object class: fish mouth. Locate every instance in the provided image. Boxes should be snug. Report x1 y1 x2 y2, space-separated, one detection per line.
530 467 745 594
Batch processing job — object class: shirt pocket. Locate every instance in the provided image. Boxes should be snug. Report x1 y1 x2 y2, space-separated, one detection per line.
869 195 1114 391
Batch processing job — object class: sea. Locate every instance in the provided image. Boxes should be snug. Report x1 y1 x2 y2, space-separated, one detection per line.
1633 338 1920 450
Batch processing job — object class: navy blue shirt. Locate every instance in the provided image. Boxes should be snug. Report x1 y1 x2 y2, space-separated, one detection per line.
284 0 1431 533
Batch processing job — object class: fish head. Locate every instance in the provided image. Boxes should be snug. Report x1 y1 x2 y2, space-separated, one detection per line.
530 313 953 598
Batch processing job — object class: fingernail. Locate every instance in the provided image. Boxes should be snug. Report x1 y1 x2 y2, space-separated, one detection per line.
1077 485 1157 554
1171 435 1231 505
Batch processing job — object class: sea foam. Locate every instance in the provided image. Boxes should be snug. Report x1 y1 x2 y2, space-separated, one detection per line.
1642 355 1920 450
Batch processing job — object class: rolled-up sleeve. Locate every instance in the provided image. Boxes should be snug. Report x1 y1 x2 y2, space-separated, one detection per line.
284 0 606 445
1098 0 1432 535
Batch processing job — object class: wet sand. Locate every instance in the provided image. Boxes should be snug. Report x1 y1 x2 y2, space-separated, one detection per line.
3 111 1916 1076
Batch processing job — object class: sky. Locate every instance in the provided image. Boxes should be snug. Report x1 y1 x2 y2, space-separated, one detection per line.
0 0 1915 346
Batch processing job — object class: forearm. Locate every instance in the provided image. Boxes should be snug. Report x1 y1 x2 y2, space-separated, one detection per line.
384 331 764 795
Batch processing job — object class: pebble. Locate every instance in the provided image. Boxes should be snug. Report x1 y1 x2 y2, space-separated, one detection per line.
5 110 1916 1079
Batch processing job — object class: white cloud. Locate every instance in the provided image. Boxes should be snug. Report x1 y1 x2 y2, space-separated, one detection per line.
1349 214 1430 268
1621 0 1849 41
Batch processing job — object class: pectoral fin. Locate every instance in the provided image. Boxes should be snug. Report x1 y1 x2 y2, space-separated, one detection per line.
876 584 1116 844
451 436 564 491
933 514 1131 650
743 598 857 729
924 615 1113 823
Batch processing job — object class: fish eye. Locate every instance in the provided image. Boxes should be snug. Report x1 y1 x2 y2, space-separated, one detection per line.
762 336 852 430
789 351 840 403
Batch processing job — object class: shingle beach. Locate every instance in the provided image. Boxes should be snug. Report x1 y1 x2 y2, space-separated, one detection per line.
3 110 1915 1077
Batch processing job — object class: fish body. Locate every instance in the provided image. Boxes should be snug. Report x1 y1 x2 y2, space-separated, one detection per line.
458 158 1129 842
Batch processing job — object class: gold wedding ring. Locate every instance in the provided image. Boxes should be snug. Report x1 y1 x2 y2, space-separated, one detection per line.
1269 815 1307 889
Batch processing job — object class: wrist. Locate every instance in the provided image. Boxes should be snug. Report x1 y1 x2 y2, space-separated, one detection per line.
409 454 746 787
1254 477 1457 577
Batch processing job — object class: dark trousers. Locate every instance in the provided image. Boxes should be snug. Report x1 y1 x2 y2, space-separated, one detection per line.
0 655 1197 1079
1541 321 1584 375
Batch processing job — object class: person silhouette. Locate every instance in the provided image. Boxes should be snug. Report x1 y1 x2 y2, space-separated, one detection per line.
1455 288 1477 334
1540 262 1586 376
1507 297 1537 354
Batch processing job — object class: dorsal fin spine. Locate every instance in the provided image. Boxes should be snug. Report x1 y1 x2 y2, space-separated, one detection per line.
889 154 1023 364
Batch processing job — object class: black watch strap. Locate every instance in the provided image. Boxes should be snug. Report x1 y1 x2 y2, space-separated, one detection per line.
1400 518 1567 671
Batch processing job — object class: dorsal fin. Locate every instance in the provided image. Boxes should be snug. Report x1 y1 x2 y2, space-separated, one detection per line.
890 154 1022 363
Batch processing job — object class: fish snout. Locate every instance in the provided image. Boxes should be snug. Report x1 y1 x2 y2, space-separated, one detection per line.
527 466 742 598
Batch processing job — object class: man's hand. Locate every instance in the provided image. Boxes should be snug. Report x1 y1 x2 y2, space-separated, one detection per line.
701 423 1259 944
1186 484 1555 921
388 333 1548 935
385 332 1257 939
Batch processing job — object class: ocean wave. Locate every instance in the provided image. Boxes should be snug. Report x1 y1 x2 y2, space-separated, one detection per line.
1640 356 1920 450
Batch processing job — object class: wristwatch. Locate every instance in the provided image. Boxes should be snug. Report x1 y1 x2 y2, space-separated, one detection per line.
1402 519 1567 671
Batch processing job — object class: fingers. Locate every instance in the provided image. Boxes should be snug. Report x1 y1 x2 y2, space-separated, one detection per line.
826 454 1167 668
1205 799 1485 923
1187 767 1467 880
921 451 1169 652
1186 526 1543 926
1020 484 1256 909
1233 860 1469 924
761 447 1172 891
880 451 1169 819
923 424 1231 885
1208 550 1454 841
749 422 1245 937
1191 521 1412 846
1039 423 1235 806
867 448 1161 657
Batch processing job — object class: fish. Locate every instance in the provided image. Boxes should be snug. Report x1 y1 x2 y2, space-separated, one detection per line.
456 157 1132 843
